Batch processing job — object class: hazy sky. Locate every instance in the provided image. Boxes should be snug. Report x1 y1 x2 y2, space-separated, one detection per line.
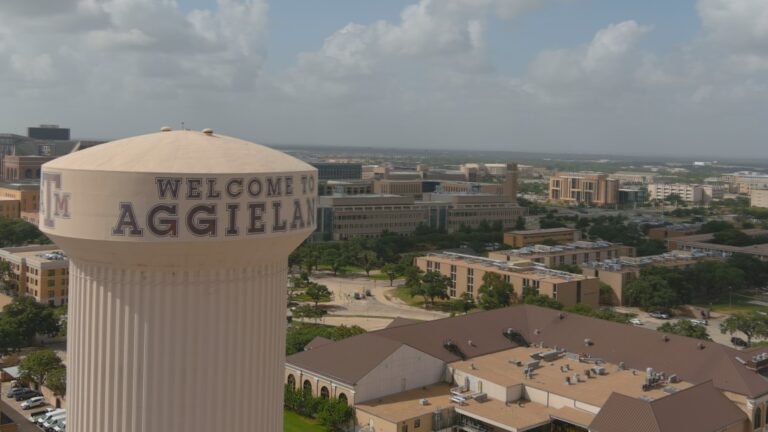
1 0 767 158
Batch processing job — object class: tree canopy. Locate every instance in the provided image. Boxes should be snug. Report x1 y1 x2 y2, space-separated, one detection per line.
19 350 63 387
477 273 515 310
658 320 711 340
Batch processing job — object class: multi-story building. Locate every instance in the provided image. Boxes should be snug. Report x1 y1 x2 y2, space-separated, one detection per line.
648 183 715 205
320 179 373 196
609 171 659 185
503 228 580 248
373 179 423 197
0 182 40 224
647 223 702 241
0 245 69 305
27 124 70 141
286 304 765 432
721 171 768 194
311 162 363 181
1 155 53 181
317 195 429 240
0 199 20 219
581 251 717 305
316 194 526 240
316 165 524 240
667 229 768 261
618 187 647 205
549 172 619 206
415 252 599 307
752 189 768 209
489 241 635 268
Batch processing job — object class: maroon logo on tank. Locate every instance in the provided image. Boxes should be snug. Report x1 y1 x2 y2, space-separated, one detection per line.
41 171 71 228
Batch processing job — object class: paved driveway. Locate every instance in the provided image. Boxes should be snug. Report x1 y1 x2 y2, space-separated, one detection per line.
1 382 50 432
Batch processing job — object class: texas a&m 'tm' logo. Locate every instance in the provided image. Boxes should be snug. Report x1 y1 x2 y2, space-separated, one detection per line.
41 172 71 228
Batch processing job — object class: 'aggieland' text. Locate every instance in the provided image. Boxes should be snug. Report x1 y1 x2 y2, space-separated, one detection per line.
111 175 316 238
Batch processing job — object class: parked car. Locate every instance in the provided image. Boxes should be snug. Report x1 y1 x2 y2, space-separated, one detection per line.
21 395 46 410
14 389 40 401
27 407 54 422
43 412 66 429
6 386 28 398
53 419 66 432
689 319 708 326
649 312 670 320
731 336 749 347
629 318 643 326
35 409 64 425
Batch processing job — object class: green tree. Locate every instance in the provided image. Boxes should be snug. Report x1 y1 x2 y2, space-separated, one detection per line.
46 366 66 396
624 276 680 311
285 323 365 355
452 292 475 314
477 273 515 310
599 283 615 306
321 249 343 275
420 271 450 307
514 216 526 230
358 250 379 276
720 312 768 346
403 265 423 288
291 304 326 322
381 263 401 287
1 296 60 343
317 398 355 431
305 283 332 307
0 320 23 356
523 293 564 310
555 264 582 274
658 321 711 340
727 254 768 289
697 220 734 234
19 350 63 387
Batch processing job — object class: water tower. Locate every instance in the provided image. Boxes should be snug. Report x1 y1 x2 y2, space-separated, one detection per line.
39 129 317 432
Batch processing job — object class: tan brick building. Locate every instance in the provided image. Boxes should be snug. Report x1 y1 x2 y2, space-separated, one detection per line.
549 172 619 206
581 251 718 305
0 245 69 305
0 182 40 224
489 241 635 268
415 252 600 308
504 227 580 247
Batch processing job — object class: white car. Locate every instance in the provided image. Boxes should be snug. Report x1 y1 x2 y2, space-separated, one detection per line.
20 396 45 410
629 319 643 326
689 319 708 326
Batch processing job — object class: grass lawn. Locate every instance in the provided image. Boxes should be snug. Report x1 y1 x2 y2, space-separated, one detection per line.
291 293 332 303
697 292 768 314
392 286 469 313
284 411 326 432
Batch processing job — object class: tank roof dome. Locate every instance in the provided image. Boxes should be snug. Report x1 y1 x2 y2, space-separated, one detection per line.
45 130 313 174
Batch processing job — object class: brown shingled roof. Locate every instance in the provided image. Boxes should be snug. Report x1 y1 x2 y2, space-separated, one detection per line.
287 334 403 385
385 317 422 329
304 336 334 351
287 305 768 398
590 381 748 432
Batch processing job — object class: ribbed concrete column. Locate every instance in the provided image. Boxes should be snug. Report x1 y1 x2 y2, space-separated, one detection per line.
67 259 287 432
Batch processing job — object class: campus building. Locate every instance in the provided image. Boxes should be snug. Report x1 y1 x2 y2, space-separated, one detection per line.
647 223 702 241
548 172 619 206
0 245 69 306
581 251 718 305
647 183 716 205
489 241 635 269
316 165 524 240
320 179 374 196
317 194 526 240
667 229 768 261
608 171 659 185
503 228 581 248
0 182 41 224
415 252 600 308
286 305 766 432
721 171 768 194
752 189 768 209
312 162 363 181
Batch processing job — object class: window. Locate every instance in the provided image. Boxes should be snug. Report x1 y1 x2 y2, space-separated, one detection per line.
287 375 296 389
571 255 577 264
427 261 433 271
48 279 55 287
755 407 762 429
434 262 441 272
338 393 348 405
402 425 408 432
303 380 312 394
320 386 330 399
48 269 55 277
467 268 474 294
414 419 421 428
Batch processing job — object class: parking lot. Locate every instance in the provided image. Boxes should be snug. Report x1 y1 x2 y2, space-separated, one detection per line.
0 382 57 432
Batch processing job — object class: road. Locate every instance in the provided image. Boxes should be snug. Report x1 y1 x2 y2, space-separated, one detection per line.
310 272 448 322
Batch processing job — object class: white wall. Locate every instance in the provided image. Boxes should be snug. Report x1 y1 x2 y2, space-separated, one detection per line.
355 345 445 403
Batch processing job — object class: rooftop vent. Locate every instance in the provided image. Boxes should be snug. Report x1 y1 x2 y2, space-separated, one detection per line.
698 342 706 350
584 338 593 346
559 313 565 320
202 128 214 136
160 126 172 132
419 398 430 406
662 335 670 342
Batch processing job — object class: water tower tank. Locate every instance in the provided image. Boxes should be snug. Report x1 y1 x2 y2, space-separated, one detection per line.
39 129 317 432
